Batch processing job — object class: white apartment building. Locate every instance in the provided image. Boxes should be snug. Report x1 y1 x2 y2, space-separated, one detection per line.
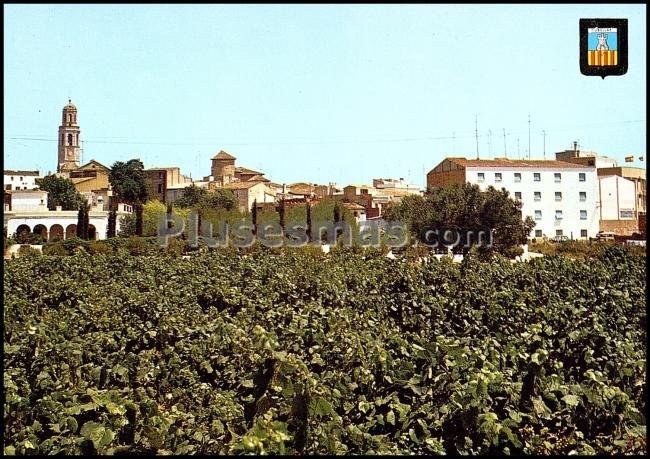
4 170 42 191
427 158 599 239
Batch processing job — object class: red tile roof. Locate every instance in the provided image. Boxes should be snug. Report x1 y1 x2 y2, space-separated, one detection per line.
212 150 236 160
446 157 590 169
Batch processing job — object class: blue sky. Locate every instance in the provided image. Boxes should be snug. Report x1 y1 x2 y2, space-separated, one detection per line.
3 4 646 187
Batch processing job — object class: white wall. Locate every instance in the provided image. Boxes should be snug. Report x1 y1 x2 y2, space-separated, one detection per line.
10 191 49 211
465 167 599 239
4 173 41 191
599 175 636 220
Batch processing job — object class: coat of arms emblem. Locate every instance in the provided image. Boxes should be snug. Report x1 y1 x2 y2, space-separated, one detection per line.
580 18 628 78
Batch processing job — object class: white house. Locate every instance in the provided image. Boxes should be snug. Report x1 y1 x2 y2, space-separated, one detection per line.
427 158 600 240
4 170 42 191
4 190 132 241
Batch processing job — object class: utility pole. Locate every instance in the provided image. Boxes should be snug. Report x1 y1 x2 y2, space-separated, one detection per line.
542 130 546 159
475 115 479 159
503 128 507 158
527 114 531 159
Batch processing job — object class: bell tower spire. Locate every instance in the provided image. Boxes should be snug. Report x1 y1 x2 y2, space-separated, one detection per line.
57 99 81 175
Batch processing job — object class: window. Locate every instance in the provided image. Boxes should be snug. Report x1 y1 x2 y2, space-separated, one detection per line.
534 191 541 201
535 229 543 237
579 191 586 202
159 172 164 179
477 172 485 182
10 176 14 181
579 173 586 182
581 229 588 238
580 210 587 220
556 229 563 236
495 172 502 182
555 192 562 201
555 210 563 220
554 173 562 182
514 172 522 182
620 210 634 218
19 176 23 181
514 192 522 200
157 184 163 193
533 172 541 182
68 133 73 146
535 210 542 220
4 184 11 190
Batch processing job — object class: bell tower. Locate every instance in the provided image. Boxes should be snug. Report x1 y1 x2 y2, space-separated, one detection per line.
57 99 81 174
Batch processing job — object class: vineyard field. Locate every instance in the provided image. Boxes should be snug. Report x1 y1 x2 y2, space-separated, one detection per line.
3 247 646 455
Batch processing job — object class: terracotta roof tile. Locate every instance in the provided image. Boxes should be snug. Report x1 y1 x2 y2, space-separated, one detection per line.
212 150 236 160
446 157 590 169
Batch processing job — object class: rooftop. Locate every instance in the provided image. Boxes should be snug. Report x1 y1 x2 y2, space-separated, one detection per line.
445 157 591 169
212 150 236 160
4 170 40 176
222 180 267 190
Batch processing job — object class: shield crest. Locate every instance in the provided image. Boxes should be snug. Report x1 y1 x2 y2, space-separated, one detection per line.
580 18 628 78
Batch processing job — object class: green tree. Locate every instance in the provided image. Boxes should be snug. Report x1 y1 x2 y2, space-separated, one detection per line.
385 183 535 257
175 184 237 212
109 159 149 236
35 174 84 210
109 159 149 205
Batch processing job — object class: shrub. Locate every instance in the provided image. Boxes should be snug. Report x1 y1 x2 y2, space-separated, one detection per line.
42 242 69 256
87 241 114 255
17 245 41 258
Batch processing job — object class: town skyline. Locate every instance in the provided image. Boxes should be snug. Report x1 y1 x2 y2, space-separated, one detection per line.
4 4 646 186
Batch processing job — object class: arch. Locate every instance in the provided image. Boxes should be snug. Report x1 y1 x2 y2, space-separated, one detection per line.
33 224 48 243
16 224 31 243
65 224 77 239
49 224 64 242
68 133 73 146
88 224 97 240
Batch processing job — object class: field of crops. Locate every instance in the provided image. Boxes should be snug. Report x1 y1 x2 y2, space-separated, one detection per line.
3 247 646 454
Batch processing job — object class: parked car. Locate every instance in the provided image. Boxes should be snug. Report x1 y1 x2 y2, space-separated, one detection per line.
550 235 569 243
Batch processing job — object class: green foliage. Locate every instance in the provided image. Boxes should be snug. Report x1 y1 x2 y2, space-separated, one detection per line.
530 240 646 260
173 184 237 213
3 250 646 455
16 245 41 258
35 174 84 210
385 183 535 257
109 159 149 205
42 242 70 256
119 201 190 237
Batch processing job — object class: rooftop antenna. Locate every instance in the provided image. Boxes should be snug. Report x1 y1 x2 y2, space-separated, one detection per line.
488 129 492 156
528 113 530 159
542 130 546 159
503 128 507 158
474 114 479 159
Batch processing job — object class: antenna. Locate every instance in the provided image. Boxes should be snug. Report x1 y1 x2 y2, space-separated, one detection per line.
475 115 479 159
488 129 492 156
527 114 531 159
542 130 546 159
502 128 507 158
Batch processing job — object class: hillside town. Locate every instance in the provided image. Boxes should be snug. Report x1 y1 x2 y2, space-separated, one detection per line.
3 100 646 244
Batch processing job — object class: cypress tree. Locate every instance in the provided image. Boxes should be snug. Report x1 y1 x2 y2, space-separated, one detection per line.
279 199 286 232
306 201 312 243
252 199 258 236
76 204 84 239
135 203 143 237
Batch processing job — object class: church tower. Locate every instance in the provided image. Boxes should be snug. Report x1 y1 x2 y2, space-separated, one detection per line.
57 99 81 174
